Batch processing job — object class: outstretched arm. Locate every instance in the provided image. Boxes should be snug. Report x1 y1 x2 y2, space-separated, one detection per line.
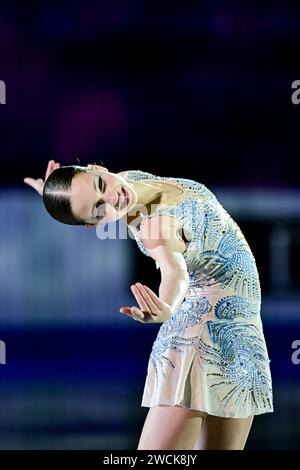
23 160 60 195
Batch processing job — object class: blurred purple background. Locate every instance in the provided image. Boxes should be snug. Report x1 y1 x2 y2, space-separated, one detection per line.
0 0 300 450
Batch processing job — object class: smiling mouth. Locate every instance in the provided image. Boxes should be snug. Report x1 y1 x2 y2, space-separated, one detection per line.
118 187 129 210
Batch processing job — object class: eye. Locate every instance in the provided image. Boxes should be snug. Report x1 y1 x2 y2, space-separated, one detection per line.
98 176 104 192
94 176 106 220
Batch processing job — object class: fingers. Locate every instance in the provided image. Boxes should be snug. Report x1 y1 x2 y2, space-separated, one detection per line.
131 306 145 321
142 284 163 309
119 307 131 314
23 177 44 196
131 284 152 312
120 282 162 323
134 283 159 313
45 160 60 181
23 177 35 186
120 306 145 322
45 160 54 180
24 158 60 196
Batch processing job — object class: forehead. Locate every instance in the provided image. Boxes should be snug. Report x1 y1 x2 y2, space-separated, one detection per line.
71 170 94 194
70 170 95 217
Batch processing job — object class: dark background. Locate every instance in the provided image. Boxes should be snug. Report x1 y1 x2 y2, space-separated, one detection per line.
1 1 299 188
0 0 300 450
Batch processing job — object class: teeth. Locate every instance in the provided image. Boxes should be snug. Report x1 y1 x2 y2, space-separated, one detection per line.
115 194 119 209
120 188 127 210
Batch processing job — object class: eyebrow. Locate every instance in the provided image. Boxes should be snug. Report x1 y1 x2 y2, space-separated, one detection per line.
90 175 97 221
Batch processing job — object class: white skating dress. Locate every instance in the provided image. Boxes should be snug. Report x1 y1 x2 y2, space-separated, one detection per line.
125 170 274 418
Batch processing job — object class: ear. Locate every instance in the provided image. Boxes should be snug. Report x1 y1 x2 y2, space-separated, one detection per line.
87 164 108 172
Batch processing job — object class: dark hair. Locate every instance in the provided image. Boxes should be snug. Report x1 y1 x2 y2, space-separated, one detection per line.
42 165 88 225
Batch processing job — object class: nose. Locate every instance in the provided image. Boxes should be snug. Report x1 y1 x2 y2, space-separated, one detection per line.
107 190 119 207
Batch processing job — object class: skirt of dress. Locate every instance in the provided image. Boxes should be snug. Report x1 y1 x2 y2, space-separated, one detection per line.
141 290 274 418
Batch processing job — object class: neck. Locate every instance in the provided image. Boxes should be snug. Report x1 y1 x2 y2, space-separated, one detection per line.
126 180 162 223
132 180 162 206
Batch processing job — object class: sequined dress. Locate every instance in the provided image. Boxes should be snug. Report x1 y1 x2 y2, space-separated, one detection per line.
125 170 274 418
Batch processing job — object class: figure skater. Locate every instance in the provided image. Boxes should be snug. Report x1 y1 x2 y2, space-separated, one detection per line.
24 160 273 450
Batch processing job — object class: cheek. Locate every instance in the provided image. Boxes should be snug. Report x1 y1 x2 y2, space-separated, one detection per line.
105 174 118 189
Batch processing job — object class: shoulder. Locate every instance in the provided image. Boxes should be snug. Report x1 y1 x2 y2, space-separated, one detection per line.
117 170 133 178
139 214 186 254
117 169 158 179
139 215 188 274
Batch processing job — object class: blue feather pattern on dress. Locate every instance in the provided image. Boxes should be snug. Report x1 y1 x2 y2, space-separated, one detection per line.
125 170 273 418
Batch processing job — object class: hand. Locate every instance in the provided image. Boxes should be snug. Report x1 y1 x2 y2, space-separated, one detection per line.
23 160 60 196
120 283 173 323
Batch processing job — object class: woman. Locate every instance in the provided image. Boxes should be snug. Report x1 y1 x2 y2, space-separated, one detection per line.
24 160 274 450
